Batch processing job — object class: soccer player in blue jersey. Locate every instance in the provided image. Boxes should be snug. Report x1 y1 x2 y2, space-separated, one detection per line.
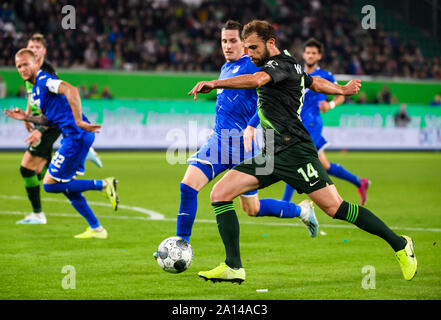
171 21 318 245
6 48 118 239
15 34 103 225
247 38 370 205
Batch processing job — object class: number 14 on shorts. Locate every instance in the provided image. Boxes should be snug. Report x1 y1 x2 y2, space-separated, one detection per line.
297 163 319 182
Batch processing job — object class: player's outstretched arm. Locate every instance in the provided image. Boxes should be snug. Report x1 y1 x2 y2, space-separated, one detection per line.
309 76 361 96
4 107 51 126
56 81 101 133
188 72 271 100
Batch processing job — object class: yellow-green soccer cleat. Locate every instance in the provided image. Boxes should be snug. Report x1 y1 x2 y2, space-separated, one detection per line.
198 262 246 284
395 235 417 280
74 227 108 239
104 177 119 211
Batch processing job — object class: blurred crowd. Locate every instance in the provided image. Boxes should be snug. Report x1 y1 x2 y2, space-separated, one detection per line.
1 0 441 79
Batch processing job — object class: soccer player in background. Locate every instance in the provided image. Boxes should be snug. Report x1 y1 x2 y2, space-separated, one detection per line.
6 48 118 239
171 20 318 246
189 20 416 284
280 38 370 205
15 33 103 225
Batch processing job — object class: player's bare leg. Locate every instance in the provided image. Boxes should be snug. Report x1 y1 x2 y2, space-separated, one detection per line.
210 169 260 202
181 165 209 191
239 194 260 216
318 151 331 171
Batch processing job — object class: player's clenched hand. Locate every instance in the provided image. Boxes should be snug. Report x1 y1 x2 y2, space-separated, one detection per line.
77 121 102 133
4 107 26 121
243 125 257 153
319 101 332 113
25 129 42 147
342 80 361 96
188 81 215 100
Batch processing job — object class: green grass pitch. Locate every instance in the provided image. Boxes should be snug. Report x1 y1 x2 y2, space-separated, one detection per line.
0 151 440 300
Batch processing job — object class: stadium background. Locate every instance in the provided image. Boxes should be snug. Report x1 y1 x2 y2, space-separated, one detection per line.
1 0 441 150
0 0 441 301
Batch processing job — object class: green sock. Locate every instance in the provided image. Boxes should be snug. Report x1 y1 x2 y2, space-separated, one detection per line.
38 166 47 181
334 201 406 252
213 201 242 269
20 166 42 213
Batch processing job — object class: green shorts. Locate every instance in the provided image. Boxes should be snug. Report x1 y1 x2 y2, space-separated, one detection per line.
27 127 61 161
233 141 333 194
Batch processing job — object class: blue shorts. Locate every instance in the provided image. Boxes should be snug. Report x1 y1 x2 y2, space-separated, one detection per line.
48 131 95 182
188 132 259 197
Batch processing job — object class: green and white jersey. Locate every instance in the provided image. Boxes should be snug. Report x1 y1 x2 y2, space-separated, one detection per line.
26 60 58 116
257 51 314 153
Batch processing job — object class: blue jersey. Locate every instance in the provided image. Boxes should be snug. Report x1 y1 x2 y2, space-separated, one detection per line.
214 55 260 135
300 66 336 132
31 70 89 137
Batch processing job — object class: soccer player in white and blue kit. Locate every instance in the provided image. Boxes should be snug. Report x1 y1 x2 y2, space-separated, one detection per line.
174 21 316 244
7 48 118 239
281 38 370 205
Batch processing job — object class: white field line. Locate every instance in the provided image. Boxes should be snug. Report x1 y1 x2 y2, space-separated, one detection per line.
1 195 441 233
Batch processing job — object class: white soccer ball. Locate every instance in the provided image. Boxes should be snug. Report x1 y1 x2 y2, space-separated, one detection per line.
154 236 193 273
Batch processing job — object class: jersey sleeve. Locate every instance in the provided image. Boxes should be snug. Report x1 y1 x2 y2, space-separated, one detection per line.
46 78 62 94
260 59 289 84
303 71 313 88
247 112 260 128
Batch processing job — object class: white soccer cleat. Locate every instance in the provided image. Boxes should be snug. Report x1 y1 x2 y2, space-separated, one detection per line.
16 212 47 225
86 147 103 168
298 200 319 238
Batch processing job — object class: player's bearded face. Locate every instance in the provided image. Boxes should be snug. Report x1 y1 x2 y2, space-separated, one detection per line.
246 35 271 67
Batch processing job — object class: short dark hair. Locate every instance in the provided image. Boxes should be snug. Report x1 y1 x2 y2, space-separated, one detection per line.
222 20 243 40
28 33 47 48
242 20 277 42
304 38 323 54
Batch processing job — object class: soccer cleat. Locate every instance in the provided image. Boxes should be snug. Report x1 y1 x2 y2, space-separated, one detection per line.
395 235 417 281
16 212 47 225
357 178 371 205
103 177 119 211
298 200 319 238
74 227 108 239
86 147 103 168
198 263 246 284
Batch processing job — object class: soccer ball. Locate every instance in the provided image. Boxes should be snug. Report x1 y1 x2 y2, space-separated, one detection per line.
154 236 193 273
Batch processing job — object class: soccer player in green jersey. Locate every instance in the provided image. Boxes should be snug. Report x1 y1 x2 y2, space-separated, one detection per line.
16 34 103 225
189 20 417 283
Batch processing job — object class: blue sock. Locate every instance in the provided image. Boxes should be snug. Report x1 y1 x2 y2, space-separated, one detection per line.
63 191 100 229
176 183 199 242
282 184 296 202
328 163 361 187
44 179 103 194
257 198 301 218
